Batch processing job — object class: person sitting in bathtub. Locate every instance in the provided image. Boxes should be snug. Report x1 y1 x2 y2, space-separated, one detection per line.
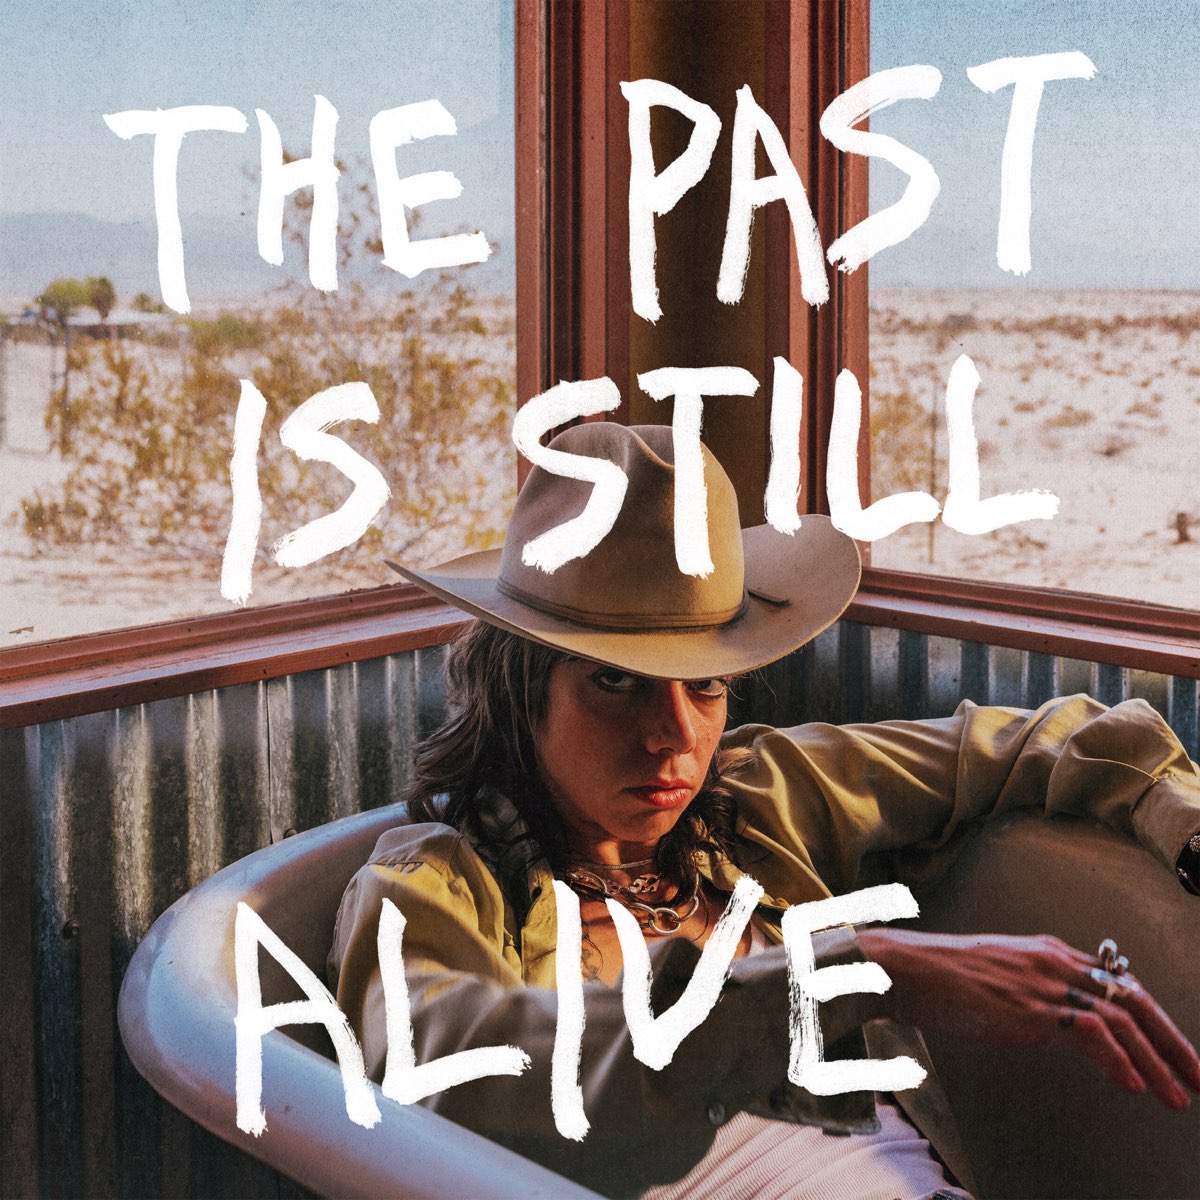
330 422 1200 1199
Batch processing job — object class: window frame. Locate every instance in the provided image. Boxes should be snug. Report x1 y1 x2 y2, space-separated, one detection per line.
516 0 1198 681
0 585 467 728
836 2 1198 678
2 0 1196 731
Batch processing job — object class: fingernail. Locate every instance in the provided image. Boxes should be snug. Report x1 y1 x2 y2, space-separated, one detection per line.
1170 1084 1189 1111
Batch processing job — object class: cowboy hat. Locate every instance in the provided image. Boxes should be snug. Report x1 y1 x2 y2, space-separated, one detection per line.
387 423 860 679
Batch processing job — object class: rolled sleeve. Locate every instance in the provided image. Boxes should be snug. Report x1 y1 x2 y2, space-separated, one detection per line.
726 695 1200 895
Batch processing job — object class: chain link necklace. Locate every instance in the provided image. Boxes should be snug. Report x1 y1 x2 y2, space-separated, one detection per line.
562 862 702 935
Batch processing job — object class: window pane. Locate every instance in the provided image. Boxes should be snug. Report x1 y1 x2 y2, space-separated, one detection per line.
868 0 1198 609
1 1 515 647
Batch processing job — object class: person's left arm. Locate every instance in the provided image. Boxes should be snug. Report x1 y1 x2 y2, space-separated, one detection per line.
726 694 1200 1112
725 694 1199 895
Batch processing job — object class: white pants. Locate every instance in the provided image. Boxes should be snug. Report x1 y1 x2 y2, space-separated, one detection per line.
641 1096 972 1200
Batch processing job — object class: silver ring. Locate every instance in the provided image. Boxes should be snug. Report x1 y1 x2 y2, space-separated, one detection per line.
1089 966 1139 1002
1097 937 1129 977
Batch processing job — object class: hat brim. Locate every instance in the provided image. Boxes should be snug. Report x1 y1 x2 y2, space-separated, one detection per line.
386 516 860 680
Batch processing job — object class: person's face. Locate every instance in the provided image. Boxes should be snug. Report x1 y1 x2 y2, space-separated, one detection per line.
535 659 728 863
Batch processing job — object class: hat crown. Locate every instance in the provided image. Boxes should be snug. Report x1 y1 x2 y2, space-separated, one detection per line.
497 424 746 631
386 424 860 681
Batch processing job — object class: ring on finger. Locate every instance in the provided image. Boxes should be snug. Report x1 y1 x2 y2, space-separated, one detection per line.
1089 966 1140 1002
1097 937 1130 977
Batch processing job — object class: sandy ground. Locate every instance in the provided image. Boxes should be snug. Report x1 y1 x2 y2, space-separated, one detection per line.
0 539 399 644
0 322 513 646
2 289 1196 649
867 289 1199 608
0 413 404 644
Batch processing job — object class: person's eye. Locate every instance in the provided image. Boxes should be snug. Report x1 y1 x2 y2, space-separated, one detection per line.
590 668 639 693
686 678 729 699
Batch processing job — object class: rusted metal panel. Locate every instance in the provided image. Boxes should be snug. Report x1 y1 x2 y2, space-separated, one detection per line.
1025 653 1059 709
926 635 964 717
1127 669 1169 718
897 629 929 718
33 717 85 1199
960 640 989 706
2 725 39 1199
987 644 1026 709
863 625 900 722
1 631 1194 1198
1095 662 1130 709
825 622 1197 760
837 620 870 724
807 625 843 725
1059 655 1095 699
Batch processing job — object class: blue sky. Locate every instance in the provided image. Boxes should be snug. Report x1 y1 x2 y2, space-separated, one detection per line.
869 0 1200 287
2 1 1196 299
1 0 516 297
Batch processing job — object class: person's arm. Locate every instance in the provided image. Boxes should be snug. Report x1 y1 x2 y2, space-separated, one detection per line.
724 694 1200 1113
726 694 1200 896
855 927 1200 1112
328 826 877 1196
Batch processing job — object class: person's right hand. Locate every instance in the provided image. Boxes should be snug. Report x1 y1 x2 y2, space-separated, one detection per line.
856 928 1200 1112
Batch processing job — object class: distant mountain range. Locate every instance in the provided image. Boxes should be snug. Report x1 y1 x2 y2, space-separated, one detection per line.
0 210 516 310
869 219 1200 292
2 209 1194 313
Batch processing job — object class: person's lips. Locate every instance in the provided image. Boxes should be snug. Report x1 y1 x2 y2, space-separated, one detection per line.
627 780 693 809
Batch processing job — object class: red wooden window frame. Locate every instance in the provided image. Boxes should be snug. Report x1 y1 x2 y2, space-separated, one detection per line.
2 0 1196 730
521 0 1197 678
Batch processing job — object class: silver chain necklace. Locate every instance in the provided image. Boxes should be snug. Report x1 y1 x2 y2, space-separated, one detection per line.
562 866 702 935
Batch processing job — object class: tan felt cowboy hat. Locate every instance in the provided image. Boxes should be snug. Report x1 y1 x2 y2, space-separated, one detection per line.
387 423 860 680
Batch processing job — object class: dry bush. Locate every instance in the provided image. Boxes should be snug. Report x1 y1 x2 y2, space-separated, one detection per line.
1042 403 1094 431
21 173 515 570
869 384 944 498
1125 398 1160 418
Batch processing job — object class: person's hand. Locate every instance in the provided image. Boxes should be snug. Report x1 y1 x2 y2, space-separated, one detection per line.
856 928 1200 1112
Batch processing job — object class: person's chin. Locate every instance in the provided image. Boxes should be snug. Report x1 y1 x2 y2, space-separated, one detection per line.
616 800 690 844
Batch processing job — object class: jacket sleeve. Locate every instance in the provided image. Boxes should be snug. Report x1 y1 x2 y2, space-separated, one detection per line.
328 825 881 1196
726 694 1200 896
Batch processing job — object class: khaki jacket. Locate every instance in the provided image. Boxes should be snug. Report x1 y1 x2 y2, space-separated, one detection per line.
329 695 1199 1197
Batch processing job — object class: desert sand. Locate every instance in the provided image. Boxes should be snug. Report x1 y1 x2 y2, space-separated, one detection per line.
2 288 1196 649
867 289 1199 609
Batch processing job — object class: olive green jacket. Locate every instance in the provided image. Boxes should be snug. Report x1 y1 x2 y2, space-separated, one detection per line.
328 695 1199 1197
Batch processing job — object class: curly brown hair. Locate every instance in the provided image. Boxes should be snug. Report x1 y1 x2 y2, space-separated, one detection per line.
405 620 751 892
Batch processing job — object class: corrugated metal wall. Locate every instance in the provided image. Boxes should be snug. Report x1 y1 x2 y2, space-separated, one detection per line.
2 624 1197 1198
728 624 1199 753
1 648 452 1200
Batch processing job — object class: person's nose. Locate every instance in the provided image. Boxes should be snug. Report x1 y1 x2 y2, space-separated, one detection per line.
641 681 698 756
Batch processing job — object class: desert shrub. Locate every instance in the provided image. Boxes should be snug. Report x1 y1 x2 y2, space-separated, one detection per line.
21 172 515 573
869 384 944 498
1125 398 1160 418
188 313 263 355
1042 403 1094 431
